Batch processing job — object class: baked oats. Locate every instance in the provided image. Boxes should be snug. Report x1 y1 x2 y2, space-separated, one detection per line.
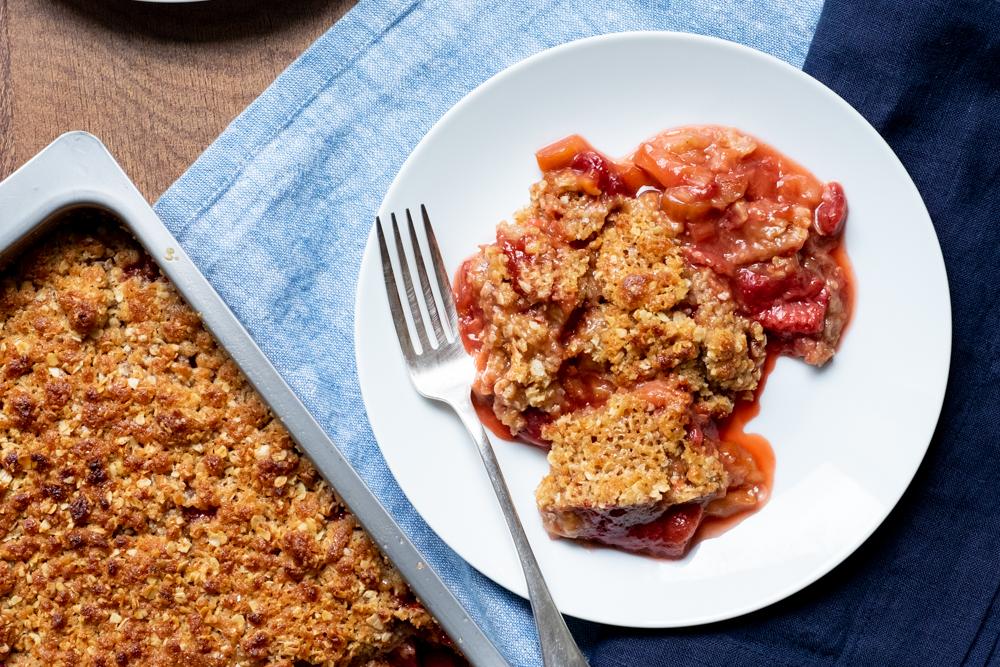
0 211 462 667
456 126 851 558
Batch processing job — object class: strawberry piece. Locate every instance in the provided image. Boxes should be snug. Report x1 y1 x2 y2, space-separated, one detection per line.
814 181 848 236
620 504 704 559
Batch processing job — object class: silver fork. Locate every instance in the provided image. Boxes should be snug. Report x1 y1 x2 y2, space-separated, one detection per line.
377 206 590 667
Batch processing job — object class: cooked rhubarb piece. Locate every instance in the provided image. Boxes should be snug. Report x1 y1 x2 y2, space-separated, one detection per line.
535 134 595 172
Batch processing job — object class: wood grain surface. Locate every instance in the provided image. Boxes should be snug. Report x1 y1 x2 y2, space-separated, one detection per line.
0 0 357 202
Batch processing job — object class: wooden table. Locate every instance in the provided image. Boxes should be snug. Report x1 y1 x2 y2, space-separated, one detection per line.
0 0 357 202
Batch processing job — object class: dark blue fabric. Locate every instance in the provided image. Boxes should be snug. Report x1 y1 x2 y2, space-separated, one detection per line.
592 1 1000 665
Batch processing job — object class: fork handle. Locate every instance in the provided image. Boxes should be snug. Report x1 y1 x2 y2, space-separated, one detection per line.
453 401 590 667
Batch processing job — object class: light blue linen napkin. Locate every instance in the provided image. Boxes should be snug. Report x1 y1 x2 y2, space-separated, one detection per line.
154 2 823 665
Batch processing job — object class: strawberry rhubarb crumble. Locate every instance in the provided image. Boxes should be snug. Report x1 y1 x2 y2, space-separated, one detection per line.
455 127 851 558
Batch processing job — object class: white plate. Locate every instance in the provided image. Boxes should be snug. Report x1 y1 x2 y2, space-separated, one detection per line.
355 32 950 627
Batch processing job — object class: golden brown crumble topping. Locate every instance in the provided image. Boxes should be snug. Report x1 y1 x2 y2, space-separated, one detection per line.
0 212 457 667
464 177 766 437
536 381 728 539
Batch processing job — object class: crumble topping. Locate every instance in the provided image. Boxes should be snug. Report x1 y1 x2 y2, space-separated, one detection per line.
536 381 727 539
0 212 458 667
464 175 767 437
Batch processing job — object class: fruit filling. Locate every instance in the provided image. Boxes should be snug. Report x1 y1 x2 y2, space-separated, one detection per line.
456 127 852 558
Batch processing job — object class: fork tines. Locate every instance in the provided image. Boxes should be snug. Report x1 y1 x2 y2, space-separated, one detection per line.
376 206 458 355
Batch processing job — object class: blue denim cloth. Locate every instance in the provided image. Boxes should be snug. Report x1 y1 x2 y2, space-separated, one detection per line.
153 2 823 665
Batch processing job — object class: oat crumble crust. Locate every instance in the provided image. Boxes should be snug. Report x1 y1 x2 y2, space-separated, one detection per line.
468 182 766 435
0 213 455 667
536 384 728 539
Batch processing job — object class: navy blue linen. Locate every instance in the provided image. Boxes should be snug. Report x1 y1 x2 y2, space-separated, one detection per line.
592 1 1000 665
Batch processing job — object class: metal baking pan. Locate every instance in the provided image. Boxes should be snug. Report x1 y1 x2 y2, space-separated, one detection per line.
0 131 510 667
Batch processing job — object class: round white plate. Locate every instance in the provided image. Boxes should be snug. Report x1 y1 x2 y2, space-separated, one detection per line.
355 32 950 627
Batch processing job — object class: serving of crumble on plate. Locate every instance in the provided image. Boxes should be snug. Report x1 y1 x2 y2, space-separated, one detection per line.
455 126 851 560
356 32 950 626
